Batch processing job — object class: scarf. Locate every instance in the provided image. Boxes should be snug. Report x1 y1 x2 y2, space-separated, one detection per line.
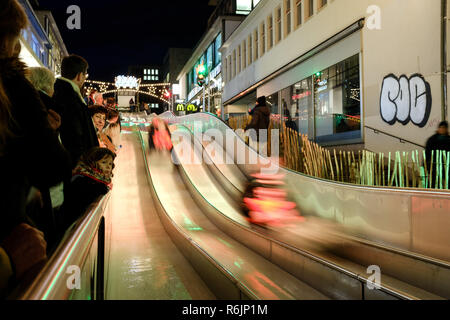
72 162 113 190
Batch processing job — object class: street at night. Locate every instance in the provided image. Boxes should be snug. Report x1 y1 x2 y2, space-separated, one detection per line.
0 0 449 313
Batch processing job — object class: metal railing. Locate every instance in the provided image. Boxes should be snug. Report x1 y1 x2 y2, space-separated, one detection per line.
16 194 110 300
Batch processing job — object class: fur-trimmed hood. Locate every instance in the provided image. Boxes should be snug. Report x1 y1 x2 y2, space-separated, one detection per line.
0 57 27 81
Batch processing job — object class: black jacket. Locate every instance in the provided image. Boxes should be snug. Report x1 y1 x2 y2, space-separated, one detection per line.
425 133 450 166
61 176 109 231
246 104 271 132
0 58 71 241
53 79 99 168
38 91 55 112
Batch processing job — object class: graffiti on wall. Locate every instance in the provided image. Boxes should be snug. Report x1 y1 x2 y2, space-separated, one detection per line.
380 74 432 128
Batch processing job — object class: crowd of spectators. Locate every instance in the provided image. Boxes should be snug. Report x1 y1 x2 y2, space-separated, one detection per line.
0 0 119 298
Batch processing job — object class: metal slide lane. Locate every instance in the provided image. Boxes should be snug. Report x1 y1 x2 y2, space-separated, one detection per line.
161 112 449 256
103 131 215 300
140 130 328 300
173 125 449 300
160 112 449 262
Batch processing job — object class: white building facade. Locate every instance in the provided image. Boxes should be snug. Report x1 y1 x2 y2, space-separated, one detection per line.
221 0 449 152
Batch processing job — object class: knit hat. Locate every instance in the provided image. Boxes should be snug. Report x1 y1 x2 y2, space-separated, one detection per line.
257 96 267 106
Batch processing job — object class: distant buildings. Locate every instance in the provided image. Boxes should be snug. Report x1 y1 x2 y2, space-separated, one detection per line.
128 65 164 112
34 10 69 76
17 0 68 75
128 65 162 85
176 0 259 116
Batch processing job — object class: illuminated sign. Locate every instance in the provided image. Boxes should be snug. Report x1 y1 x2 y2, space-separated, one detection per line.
292 91 312 101
176 104 199 113
115 76 139 89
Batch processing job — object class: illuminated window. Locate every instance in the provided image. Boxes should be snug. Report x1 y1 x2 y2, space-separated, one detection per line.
254 29 259 61
207 43 213 71
295 0 302 29
215 33 222 66
156 69 159 75
260 22 265 56
267 15 274 50
236 0 252 14
275 6 282 44
236 0 261 14
284 0 292 37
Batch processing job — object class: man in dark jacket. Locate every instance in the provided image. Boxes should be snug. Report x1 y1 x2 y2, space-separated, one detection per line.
425 121 450 187
245 96 271 154
246 96 271 137
53 55 99 169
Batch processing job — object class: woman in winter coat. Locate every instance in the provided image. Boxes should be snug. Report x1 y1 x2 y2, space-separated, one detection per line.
89 105 117 154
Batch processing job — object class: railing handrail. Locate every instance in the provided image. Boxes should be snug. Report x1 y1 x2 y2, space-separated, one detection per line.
365 125 426 149
17 194 110 300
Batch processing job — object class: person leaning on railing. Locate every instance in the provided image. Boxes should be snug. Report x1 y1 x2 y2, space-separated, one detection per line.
60 148 116 230
0 0 71 297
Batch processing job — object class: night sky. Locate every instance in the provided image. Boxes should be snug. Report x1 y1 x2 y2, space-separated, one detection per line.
38 0 216 82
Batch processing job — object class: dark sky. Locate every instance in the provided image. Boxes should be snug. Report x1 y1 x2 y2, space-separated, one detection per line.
38 0 216 81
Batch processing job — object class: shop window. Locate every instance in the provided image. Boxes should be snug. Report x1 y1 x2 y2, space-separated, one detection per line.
295 0 302 29
289 77 313 136
254 29 259 61
284 0 292 37
267 93 279 115
260 22 266 56
275 6 282 44
313 54 361 143
267 14 274 50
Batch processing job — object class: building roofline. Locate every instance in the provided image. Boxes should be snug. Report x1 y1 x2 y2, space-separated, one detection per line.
220 0 267 51
176 15 245 81
35 10 69 56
